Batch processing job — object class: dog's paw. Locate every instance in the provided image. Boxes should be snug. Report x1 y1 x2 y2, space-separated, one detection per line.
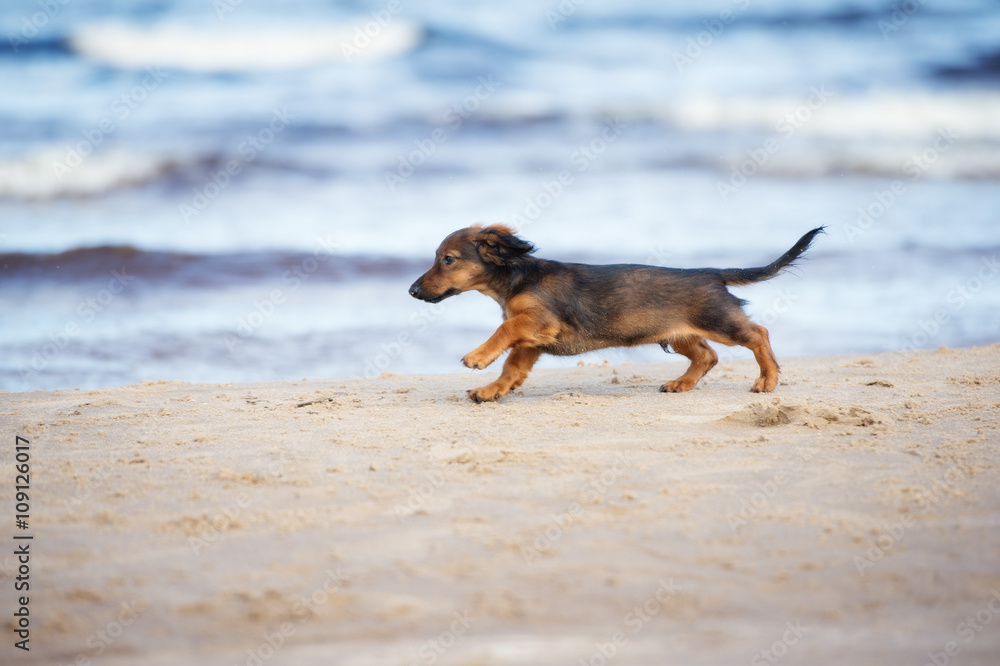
660 378 696 393
751 376 778 393
467 384 504 403
462 347 497 370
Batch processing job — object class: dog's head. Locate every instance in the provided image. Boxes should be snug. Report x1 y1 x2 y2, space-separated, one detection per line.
408 224 534 303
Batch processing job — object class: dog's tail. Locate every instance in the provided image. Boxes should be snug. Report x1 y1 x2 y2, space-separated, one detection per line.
718 226 825 286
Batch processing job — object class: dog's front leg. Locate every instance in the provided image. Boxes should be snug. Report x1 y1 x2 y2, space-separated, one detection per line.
462 313 554 370
467 346 541 403
462 317 522 370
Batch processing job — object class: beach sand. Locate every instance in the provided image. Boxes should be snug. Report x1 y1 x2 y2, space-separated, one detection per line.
2 344 999 665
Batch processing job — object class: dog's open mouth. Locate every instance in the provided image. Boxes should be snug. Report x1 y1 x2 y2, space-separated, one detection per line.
423 288 460 303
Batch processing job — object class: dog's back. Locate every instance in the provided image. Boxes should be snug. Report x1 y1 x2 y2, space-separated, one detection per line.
517 261 746 356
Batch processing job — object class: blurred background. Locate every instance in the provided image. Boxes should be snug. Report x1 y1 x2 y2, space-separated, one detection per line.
1 0 998 391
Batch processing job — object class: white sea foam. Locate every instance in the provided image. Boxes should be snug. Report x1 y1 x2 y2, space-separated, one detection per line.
0 148 174 199
69 21 423 71
649 91 1000 140
421 89 1000 145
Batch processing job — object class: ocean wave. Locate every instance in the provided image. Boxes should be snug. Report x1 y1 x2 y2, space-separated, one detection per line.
0 148 181 199
0 246 422 287
0 35 71 58
3 90 999 204
933 48 1000 83
635 91 1000 140
68 20 424 71
570 6 882 32
705 137 1000 181
388 89 1000 142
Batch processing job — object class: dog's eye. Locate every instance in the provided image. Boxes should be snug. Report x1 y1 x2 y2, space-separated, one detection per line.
442 255 456 266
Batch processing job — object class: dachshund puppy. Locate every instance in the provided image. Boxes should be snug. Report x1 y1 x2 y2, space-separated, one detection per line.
409 224 823 402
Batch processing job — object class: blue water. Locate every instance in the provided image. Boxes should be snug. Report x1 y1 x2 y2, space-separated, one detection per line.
1 0 999 390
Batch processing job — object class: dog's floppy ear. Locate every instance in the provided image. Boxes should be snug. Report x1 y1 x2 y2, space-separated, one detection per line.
473 224 535 266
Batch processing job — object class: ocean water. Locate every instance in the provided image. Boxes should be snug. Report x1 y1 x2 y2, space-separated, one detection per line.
1 0 998 391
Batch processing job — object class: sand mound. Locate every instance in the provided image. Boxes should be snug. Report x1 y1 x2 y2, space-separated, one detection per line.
721 398 893 429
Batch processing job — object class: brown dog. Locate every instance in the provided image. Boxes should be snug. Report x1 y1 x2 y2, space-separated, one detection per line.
408 224 823 402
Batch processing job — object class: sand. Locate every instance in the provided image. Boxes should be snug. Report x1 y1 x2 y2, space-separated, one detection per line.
1 344 999 665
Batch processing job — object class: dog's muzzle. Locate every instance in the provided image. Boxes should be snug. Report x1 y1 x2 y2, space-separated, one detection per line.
408 282 458 303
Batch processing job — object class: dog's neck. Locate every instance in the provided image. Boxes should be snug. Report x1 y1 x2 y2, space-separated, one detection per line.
477 255 545 308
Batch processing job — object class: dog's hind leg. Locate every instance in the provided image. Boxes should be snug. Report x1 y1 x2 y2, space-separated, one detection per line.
700 322 780 393
743 324 780 393
660 337 718 393
468 346 541 403
689 292 781 393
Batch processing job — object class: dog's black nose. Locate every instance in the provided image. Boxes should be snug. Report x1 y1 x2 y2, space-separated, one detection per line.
408 282 420 298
